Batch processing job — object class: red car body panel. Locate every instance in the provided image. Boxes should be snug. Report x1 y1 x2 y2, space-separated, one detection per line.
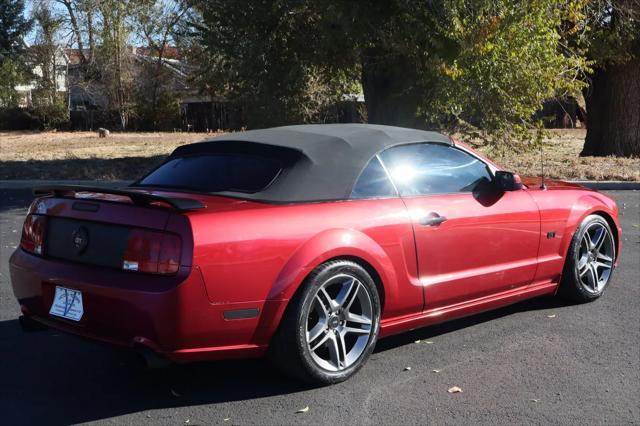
403 190 541 309
9 161 622 363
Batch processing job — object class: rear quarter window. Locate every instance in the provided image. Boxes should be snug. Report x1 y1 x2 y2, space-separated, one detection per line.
135 153 283 193
351 156 397 199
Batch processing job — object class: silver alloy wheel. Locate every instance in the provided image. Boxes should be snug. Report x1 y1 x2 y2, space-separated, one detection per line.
306 274 374 372
577 222 615 294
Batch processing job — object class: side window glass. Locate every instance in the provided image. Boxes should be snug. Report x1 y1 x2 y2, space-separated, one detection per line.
351 156 397 199
379 144 492 196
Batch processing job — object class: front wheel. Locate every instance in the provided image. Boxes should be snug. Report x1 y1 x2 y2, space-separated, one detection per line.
270 260 381 385
560 214 616 303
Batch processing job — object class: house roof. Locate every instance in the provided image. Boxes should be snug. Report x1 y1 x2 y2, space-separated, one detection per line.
65 48 89 65
134 46 181 59
154 124 452 202
65 45 182 65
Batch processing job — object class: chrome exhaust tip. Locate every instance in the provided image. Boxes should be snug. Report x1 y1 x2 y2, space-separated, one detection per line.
135 346 170 369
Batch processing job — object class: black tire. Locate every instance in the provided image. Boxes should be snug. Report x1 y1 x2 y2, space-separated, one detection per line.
269 259 381 385
560 214 616 303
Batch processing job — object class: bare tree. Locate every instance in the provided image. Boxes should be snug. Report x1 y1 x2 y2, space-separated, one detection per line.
54 0 87 62
51 0 190 129
96 0 131 129
30 4 69 128
32 6 60 103
135 0 189 128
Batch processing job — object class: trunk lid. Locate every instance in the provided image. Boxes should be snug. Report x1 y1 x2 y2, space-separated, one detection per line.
29 186 202 271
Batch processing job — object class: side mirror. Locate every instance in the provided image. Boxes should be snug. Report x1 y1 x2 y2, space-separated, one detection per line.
494 171 523 191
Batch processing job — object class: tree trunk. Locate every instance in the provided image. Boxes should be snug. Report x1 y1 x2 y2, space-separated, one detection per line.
581 58 640 157
151 38 168 130
86 9 95 62
59 0 87 63
360 50 423 128
115 5 126 130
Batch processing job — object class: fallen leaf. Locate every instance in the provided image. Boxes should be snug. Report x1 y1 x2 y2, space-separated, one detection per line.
414 339 421 344
432 369 441 373
296 406 309 414
223 418 231 422
184 420 190 424
170 389 181 397
547 314 556 318
403 366 412 371
448 386 463 393
425 341 434 344
530 399 539 403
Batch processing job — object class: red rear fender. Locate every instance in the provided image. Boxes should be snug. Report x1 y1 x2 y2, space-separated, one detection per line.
266 228 399 304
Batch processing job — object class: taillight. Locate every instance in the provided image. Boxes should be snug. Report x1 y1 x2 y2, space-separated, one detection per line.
20 214 47 255
122 229 181 274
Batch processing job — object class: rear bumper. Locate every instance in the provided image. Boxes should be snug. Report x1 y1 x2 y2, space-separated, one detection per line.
9 249 278 362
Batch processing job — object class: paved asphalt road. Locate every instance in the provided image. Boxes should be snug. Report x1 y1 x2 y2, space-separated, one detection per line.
0 188 638 425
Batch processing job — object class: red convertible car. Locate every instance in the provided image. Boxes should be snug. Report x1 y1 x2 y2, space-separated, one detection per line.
10 124 621 384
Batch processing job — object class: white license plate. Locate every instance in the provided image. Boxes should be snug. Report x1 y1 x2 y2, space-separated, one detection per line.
49 286 84 322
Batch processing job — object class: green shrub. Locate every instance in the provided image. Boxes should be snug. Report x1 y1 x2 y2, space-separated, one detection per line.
36 101 69 130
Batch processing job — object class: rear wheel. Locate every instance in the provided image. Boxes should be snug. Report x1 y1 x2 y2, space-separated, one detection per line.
560 215 616 303
270 260 381 385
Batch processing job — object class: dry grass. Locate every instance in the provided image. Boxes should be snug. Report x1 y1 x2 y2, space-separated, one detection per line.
0 131 218 180
0 129 638 181
476 129 639 182
0 131 215 162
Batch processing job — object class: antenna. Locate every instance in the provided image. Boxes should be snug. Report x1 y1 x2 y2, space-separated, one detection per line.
539 141 547 190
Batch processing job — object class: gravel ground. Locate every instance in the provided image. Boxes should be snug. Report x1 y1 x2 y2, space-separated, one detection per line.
0 188 638 425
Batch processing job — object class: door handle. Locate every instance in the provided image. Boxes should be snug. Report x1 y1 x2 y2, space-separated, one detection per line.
420 213 447 227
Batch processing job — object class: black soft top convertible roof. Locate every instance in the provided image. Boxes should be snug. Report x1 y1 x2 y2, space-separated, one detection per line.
161 124 452 203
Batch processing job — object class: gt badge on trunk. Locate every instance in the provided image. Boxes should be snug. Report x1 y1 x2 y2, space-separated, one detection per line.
72 226 89 255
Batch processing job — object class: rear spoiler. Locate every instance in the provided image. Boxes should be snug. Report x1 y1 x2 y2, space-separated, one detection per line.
33 185 205 211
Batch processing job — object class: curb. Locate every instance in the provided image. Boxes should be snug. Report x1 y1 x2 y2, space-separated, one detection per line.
0 180 638 191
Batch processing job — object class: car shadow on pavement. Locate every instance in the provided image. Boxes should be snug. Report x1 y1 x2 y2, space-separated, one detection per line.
0 318 311 425
375 295 571 352
0 294 571 425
